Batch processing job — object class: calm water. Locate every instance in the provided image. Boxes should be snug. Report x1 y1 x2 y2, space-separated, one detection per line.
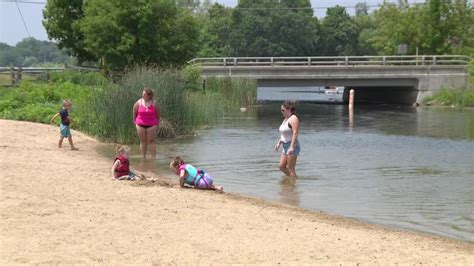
101 104 474 242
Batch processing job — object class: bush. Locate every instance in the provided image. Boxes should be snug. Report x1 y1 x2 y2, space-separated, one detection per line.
48 70 108 86
0 81 94 126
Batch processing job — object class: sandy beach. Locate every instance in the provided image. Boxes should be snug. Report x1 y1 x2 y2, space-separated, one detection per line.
0 119 473 264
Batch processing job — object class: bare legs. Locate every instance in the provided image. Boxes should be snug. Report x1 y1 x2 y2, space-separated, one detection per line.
58 136 78 150
136 125 157 159
136 125 147 158
147 126 157 160
278 154 298 177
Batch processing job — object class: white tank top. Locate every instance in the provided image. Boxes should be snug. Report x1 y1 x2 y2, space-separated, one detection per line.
279 115 293 143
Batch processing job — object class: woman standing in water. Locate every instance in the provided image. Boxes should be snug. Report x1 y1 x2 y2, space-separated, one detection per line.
133 87 160 160
274 101 300 177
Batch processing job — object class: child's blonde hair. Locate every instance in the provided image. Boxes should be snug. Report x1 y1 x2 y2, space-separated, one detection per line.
115 144 130 156
169 156 184 169
62 99 72 107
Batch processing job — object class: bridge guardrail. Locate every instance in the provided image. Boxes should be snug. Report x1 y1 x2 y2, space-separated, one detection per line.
188 55 472 67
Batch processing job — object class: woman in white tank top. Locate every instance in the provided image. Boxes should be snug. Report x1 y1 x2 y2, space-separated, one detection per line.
274 101 300 177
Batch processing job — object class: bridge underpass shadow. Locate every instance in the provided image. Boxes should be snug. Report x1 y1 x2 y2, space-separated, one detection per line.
343 86 418 105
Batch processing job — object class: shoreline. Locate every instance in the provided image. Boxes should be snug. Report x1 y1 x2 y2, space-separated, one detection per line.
1 119 473 264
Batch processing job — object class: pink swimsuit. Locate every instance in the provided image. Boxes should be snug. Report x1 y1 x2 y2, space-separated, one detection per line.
135 100 159 126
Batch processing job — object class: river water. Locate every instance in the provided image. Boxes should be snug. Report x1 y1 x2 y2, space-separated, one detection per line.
102 104 474 242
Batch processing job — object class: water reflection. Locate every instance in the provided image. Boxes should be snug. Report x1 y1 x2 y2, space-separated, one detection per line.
279 175 300 206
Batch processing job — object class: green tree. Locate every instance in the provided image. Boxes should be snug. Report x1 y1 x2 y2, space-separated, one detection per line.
420 0 473 55
43 0 96 64
228 0 320 56
354 3 377 55
368 2 424 55
0 38 69 66
320 6 359 56
368 0 473 55
197 4 233 57
78 0 199 70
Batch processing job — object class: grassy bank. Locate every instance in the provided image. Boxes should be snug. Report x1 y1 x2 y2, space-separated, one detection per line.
422 59 474 108
423 88 474 108
0 67 256 143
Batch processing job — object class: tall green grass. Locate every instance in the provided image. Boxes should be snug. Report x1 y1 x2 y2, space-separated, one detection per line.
79 67 257 143
206 77 257 109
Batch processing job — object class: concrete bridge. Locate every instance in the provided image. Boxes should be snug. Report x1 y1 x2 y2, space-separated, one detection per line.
188 55 471 104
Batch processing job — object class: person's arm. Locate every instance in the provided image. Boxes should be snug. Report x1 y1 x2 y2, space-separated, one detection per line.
288 116 300 155
50 112 59 124
178 169 186 188
132 100 139 122
111 160 120 179
274 139 282 151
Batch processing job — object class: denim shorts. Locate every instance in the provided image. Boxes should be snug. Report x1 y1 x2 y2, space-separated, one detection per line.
282 140 300 156
60 124 71 138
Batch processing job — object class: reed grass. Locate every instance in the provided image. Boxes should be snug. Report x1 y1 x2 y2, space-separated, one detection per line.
79 67 257 143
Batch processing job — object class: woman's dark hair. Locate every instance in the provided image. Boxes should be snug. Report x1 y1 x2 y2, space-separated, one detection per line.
282 100 297 115
144 87 154 99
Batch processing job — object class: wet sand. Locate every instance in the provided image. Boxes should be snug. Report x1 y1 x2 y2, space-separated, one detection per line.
1 119 473 264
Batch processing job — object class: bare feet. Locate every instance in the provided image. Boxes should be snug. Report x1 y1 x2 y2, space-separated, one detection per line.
71 147 79 151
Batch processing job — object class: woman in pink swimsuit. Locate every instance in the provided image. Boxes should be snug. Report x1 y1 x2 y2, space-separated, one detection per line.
133 87 160 159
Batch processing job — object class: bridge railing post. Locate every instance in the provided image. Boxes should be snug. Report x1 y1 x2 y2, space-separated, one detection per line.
421 56 425 65
234 58 237 67
271 57 274 66
223 58 226 67
432 56 437 65
345 57 349 66
382 56 386 66
307 57 311 66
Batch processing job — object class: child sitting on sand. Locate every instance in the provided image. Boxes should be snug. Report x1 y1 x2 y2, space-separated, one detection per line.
112 145 140 180
169 156 223 191
50 99 78 150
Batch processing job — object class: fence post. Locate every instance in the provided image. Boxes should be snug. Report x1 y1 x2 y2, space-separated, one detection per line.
233 58 237 67
15 67 22 84
382 56 386 66
345 57 349 66
421 56 425 65
270 57 274 66
307 57 311 66
433 56 437 65
11 67 15 85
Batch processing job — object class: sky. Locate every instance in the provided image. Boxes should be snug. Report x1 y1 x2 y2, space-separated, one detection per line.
0 0 426 46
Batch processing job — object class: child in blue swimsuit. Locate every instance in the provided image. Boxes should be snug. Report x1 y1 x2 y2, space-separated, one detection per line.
169 156 223 191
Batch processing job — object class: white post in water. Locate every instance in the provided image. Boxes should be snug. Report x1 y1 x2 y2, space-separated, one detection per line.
349 89 355 109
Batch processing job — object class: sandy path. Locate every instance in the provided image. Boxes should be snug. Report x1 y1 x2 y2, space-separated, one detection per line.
0 119 472 264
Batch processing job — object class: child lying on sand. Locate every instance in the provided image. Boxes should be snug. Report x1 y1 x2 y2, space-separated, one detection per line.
169 156 223 191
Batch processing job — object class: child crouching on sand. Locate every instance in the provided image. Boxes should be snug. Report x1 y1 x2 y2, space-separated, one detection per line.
112 145 140 180
169 156 223 191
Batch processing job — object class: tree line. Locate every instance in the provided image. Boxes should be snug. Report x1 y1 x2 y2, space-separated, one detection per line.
20 0 474 70
0 38 70 67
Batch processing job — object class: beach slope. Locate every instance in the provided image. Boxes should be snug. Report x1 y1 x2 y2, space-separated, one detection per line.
0 119 472 264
